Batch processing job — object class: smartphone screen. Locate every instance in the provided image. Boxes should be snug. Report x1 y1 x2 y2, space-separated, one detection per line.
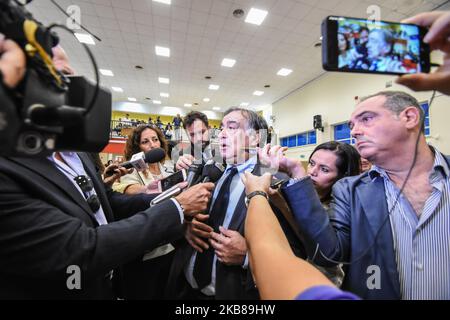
159 169 186 192
322 16 430 75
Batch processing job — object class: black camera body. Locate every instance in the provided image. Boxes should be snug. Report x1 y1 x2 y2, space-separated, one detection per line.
0 0 111 157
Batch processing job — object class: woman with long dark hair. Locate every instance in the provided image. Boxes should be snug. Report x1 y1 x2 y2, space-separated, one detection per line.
307 141 361 209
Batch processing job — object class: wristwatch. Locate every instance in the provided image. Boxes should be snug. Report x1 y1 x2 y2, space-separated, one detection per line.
245 190 268 207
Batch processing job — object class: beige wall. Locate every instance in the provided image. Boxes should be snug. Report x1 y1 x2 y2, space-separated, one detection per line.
273 72 450 159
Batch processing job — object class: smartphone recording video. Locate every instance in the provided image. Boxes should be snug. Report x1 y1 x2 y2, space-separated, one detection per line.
159 169 187 192
322 16 430 75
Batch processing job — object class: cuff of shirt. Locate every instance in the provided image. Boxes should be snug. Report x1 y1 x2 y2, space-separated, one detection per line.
242 252 249 269
286 175 311 188
170 198 184 224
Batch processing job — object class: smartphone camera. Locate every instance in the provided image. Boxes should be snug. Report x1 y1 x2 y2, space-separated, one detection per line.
322 16 430 75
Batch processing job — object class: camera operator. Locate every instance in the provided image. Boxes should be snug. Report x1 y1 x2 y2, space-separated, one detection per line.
0 38 215 300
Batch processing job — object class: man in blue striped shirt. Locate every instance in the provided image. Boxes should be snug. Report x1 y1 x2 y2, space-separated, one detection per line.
270 91 450 299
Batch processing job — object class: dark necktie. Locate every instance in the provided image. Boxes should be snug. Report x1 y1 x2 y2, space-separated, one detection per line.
193 166 238 289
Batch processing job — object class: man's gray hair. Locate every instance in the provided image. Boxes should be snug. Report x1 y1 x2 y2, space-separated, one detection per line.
360 91 424 127
371 28 394 53
223 107 268 146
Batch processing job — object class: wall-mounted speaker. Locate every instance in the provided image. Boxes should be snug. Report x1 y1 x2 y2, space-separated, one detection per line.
313 115 324 132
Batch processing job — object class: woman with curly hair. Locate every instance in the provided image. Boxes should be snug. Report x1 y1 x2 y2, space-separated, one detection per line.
114 124 170 194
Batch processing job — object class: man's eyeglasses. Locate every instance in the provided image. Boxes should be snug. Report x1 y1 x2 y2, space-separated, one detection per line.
74 175 101 213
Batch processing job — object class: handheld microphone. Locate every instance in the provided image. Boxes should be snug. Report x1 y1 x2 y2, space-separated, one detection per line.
106 148 165 174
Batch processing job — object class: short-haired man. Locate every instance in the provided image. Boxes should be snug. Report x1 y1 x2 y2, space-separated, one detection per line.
166 108 305 299
173 111 221 170
264 91 450 299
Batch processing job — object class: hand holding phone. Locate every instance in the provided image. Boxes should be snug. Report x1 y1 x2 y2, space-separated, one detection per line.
396 11 450 96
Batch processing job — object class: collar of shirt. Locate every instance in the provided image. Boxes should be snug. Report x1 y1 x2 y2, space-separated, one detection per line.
48 152 84 178
224 155 258 175
368 146 449 183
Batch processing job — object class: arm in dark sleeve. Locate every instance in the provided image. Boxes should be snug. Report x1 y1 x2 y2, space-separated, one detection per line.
104 184 158 220
0 173 184 284
281 177 351 267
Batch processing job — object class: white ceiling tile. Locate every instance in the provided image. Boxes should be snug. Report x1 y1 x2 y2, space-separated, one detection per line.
286 2 313 20
210 0 233 17
154 15 171 29
191 0 213 13
95 5 115 19
111 0 132 10
189 10 210 27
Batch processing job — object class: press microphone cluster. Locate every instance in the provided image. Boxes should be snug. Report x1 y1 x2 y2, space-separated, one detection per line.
105 148 165 175
150 159 225 207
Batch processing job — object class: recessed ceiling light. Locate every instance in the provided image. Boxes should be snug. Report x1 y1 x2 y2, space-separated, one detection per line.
155 46 170 57
277 68 293 76
99 69 114 77
213 107 221 111
221 58 236 68
184 103 192 107
160 92 169 98
128 97 137 102
153 100 161 104
203 98 210 102
245 8 268 25
233 9 245 18
153 0 171 4
74 33 95 45
253 90 264 96
209 84 220 90
240 102 249 107
111 87 123 92
158 77 170 84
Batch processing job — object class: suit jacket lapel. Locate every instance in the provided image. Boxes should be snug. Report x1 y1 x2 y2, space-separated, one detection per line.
357 175 400 297
8 156 97 222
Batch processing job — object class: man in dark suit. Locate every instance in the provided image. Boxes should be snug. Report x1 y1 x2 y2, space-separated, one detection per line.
0 150 214 299
166 108 304 300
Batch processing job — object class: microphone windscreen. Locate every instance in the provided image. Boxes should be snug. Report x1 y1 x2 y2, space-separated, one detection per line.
144 148 166 163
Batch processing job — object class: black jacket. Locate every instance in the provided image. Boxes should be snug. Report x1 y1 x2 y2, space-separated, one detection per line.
0 153 183 299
